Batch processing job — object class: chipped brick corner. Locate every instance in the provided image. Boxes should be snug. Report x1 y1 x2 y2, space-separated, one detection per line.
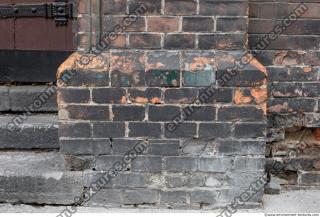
250 0 320 190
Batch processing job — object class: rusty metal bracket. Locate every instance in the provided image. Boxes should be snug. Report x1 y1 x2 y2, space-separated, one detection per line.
0 0 75 26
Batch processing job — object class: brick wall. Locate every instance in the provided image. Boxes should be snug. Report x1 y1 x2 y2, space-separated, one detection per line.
57 0 268 208
249 0 320 188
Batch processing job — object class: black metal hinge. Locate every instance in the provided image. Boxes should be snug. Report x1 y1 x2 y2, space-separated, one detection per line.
0 0 76 26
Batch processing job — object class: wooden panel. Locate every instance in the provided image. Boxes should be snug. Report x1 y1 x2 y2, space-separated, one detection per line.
0 0 74 51
14 18 74 51
0 0 75 82
0 50 72 82
0 0 14 49
13 0 74 51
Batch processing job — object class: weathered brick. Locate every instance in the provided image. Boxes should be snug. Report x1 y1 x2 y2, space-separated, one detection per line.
182 106 215 121
190 190 219 204
59 122 91 138
164 88 198 104
234 87 267 105
128 88 162 104
165 0 197 15
198 158 233 172
217 69 266 87
268 98 317 113
214 51 244 70
182 17 214 32
107 34 127 49
64 155 94 171
76 33 90 50
305 51 320 65
77 16 91 33
303 83 320 97
268 67 318 82
165 157 198 172
272 83 303 98
60 70 109 87
149 140 180 156
128 0 161 15
204 174 227 187
149 105 181 121
182 51 216 87
199 1 248 16
147 17 179 32
129 33 161 49
160 191 189 205
299 172 320 185
92 88 126 104
198 87 233 103
218 140 265 155
250 35 320 50
251 50 274 66
114 173 152 188
146 51 180 70
234 123 266 138
282 158 320 172
217 18 247 32
112 138 144 154
218 106 264 121
92 122 125 138
220 187 264 204
131 156 162 172
164 34 196 49
103 16 145 32
95 155 123 170
78 0 90 14
272 51 305 66
249 2 320 19
227 172 266 189
87 189 123 206
62 105 109 121
58 88 90 103
233 158 265 171
123 190 159 204
304 113 320 128
164 123 197 138
112 105 145 121
249 19 320 35
198 123 232 138
60 139 111 155
268 113 304 129
110 51 145 87
182 71 216 87
102 0 127 15
84 171 151 188
146 51 180 87
165 173 206 188
199 34 246 50
181 139 209 155
128 122 162 138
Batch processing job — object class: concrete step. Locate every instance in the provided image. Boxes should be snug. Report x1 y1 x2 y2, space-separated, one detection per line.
0 114 59 149
0 152 83 205
0 85 57 112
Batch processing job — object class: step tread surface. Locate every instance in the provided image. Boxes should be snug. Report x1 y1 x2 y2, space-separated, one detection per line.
0 114 59 149
0 152 83 205
0 85 57 112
